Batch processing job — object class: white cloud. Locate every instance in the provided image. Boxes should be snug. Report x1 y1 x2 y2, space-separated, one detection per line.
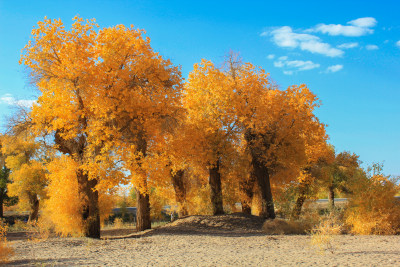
274 61 284 68
274 57 320 72
278 56 288 60
312 17 377 37
349 17 377 28
337 42 359 49
283 71 293 75
366 44 379 50
325 65 343 73
267 54 275 59
267 26 343 57
0 94 36 108
396 40 400 48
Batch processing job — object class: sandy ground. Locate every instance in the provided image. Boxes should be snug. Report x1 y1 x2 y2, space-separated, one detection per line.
5 214 400 266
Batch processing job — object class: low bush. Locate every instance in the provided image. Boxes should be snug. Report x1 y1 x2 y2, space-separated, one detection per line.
345 174 400 235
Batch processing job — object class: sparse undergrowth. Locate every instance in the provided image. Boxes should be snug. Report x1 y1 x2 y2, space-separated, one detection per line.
0 220 14 264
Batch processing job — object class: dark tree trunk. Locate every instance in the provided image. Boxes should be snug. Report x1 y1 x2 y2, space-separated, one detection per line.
28 193 40 222
244 128 275 219
328 186 335 210
209 159 224 215
0 195 3 218
77 170 100 238
171 169 188 217
239 176 255 215
136 187 151 231
251 158 275 219
292 183 309 219
242 201 252 214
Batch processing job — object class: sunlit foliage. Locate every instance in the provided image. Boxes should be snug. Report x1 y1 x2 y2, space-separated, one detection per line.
345 166 400 235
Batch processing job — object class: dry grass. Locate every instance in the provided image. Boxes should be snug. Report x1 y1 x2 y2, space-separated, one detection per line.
0 220 14 263
262 218 311 235
310 212 343 254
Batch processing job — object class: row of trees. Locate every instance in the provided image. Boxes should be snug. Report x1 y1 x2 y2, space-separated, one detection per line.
2 17 395 238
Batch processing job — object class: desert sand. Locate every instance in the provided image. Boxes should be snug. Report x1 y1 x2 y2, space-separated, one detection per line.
5 214 400 266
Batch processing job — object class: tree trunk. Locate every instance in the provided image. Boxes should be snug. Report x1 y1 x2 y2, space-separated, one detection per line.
209 159 224 215
136 187 151 231
251 158 275 219
171 169 188 217
239 176 255 214
328 186 335 210
0 195 3 218
292 183 309 219
77 169 100 238
28 193 40 222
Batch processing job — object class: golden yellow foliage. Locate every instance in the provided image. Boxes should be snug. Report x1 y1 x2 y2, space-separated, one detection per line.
44 156 114 236
345 174 400 235
1 134 48 220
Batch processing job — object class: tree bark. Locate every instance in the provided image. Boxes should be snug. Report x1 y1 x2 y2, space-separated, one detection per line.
209 159 224 215
251 158 275 219
239 176 255 214
0 195 3 218
136 187 151 231
28 193 40 222
292 183 309 219
77 169 100 238
171 169 188 217
328 186 335 210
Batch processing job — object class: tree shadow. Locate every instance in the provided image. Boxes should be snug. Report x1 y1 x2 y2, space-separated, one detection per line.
4 257 87 266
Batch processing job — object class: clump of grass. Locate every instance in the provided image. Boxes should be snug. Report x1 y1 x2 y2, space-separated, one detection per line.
0 219 14 264
310 212 343 254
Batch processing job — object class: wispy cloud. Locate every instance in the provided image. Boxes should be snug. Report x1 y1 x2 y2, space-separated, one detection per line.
365 44 379 50
337 42 359 49
0 94 36 108
311 17 377 37
265 26 343 57
267 54 275 59
396 40 400 48
325 65 343 73
274 57 320 73
283 70 293 75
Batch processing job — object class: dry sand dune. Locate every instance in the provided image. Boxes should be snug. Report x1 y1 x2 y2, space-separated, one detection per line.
6 213 400 266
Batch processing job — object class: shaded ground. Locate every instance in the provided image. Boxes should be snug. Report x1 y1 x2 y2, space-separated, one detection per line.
5 213 400 266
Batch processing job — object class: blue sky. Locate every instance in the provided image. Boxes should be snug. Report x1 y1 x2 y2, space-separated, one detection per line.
0 0 399 175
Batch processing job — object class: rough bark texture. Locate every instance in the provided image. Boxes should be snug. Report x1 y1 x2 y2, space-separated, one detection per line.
131 130 152 232
136 187 151 231
251 158 275 219
244 128 275 219
209 159 224 215
292 183 309 219
239 176 255 215
328 186 335 210
0 195 3 218
28 193 40 222
77 170 100 239
171 169 188 217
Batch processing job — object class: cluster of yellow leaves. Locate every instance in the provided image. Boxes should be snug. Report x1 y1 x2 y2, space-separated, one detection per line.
1 135 47 211
345 174 400 235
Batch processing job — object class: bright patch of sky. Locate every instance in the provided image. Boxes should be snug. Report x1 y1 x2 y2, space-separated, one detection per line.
0 0 399 175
